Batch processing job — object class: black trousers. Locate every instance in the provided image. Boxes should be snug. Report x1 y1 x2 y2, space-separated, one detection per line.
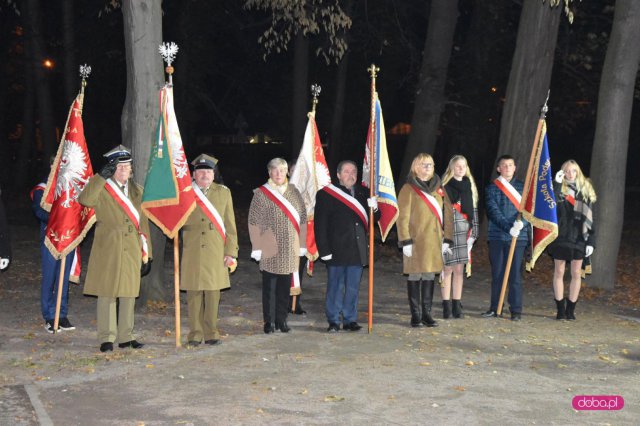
261 271 290 324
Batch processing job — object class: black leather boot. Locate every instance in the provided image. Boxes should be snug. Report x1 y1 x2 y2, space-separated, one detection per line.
442 300 452 319
555 298 566 320
452 299 464 319
565 299 577 320
421 280 438 327
407 281 423 327
275 320 291 333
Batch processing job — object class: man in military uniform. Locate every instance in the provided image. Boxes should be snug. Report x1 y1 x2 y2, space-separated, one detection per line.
79 145 152 352
181 154 238 346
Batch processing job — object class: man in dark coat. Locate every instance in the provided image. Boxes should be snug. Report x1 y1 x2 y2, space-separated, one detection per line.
314 160 379 332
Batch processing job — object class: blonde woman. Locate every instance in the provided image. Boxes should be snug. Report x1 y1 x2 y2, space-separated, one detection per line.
397 153 454 327
441 155 479 319
548 160 596 320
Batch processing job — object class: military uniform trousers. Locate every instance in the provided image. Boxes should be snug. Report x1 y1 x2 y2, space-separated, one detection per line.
96 296 136 344
187 290 221 342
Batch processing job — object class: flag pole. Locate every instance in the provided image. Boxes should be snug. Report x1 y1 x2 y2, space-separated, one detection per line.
497 93 549 316
367 64 379 333
53 67 90 334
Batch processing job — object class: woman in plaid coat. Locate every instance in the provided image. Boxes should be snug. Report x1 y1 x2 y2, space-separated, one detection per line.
441 155 480 319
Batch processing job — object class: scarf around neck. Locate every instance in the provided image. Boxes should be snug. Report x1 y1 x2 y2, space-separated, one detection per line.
409 174 441 194
445 177 474 220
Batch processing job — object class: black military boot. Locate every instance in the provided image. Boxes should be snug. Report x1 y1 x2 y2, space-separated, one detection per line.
565 299 577 320
407 281 423 327
555 298 566 320
452 299 464 319
442 300 452 319
420 280 438 327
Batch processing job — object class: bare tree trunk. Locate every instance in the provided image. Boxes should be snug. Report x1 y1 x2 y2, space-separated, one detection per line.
24 0 57 166
328 51 349 172
589 0 640 289
61 0 77 104
400 0 459 180
496 0 561 178
121 0 167 305
290 32 309 159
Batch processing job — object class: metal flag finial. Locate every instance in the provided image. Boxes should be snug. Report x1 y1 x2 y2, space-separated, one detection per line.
310 84 321 113
159 42 179 86
79 64 91 94
541 90 550 118
367 63 380 79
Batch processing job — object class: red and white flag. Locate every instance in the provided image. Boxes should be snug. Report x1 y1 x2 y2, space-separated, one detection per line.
41 92 96 260
290 112 331 274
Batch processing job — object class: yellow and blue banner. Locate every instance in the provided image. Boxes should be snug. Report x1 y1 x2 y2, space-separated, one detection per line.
362 93 398 242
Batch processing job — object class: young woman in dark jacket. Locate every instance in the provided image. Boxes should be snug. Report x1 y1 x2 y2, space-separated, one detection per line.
547 160 597 320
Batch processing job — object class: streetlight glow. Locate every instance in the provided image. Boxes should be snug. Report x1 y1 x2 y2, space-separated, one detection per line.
43 59 54 69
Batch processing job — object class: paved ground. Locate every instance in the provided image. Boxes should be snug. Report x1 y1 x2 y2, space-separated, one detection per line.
1 222 639 425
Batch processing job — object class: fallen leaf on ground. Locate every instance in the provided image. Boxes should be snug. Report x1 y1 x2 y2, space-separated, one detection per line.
454 386 466 392
419 361 431 366
465 361 474 366
324 395 345 402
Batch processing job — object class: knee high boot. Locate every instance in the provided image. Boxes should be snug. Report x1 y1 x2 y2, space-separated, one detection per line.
555 298 566 320
452 300 464 319
407 281 423 327
565 299 577 320
420 280 438 327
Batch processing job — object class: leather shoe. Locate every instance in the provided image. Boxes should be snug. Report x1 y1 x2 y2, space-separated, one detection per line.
205 339 221 345
264 323 275 334
275 321 290 333
187 340 201 347
344 322 362 331
118 340 144 349
482 310 497 318
511 313 522 321
99 342 113 352
327 323 340 332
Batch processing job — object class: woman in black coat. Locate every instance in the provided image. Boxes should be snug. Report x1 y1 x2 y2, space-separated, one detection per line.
547 160 597 320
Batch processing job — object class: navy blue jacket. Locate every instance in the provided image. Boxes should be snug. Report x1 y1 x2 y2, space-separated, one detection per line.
485 178 530 243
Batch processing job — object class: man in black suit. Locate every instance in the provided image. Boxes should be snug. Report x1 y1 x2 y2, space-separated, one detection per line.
314 161 379 332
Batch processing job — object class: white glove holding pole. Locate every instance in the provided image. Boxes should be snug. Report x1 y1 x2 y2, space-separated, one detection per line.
367 197 378 211
250 250 262 262
321 254 332 261
585 245 594 257
442 242 452 256
299 247 307 256
0 258 9 270
402 245 413 258
555 170 565 183
509 220 524 237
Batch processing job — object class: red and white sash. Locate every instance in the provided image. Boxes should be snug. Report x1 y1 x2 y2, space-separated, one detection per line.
193 185 226 243
494 176 521 209
259 184 302 292
105 179 149 263
564 187 576 206
411 184 443 229
322 183 368 226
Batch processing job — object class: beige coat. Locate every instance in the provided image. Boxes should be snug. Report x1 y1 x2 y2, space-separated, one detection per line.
79 175 153 298
248 184 307 275
397 182 454 274
180 183 238 291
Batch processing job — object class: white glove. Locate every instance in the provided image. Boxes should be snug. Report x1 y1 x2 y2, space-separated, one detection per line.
321 254 332 261
466 237 475 252
0 258 9 270
555 170 565 184
585 245 594 257
402 245 413 258
512 220 524 231
509 227 520 238
299 247 307 256
367 197 378 210
442 243 452 256
250 250 262 262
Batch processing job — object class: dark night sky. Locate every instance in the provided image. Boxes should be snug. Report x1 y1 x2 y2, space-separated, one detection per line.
2 0 638 204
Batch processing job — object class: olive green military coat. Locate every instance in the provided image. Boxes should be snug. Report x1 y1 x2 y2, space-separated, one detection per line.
180 183 238 291
79 175 153 298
